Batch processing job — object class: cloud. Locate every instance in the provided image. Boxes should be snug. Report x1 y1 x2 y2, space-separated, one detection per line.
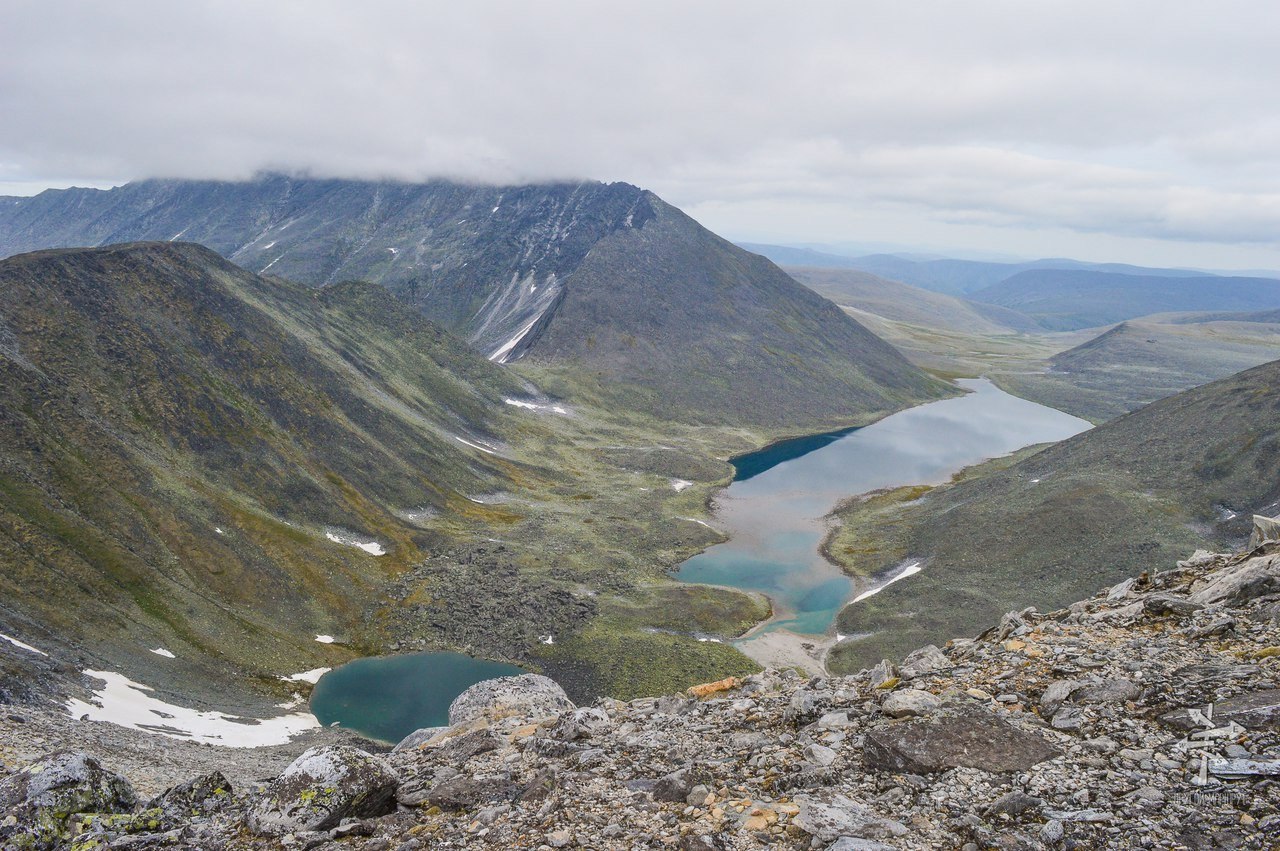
2 1 1280 262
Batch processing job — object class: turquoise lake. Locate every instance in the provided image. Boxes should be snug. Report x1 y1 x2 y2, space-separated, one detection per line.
309 651 523 743
676 379 1092 638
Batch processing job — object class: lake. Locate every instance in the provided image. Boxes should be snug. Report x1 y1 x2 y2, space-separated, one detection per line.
309 651 523 743
676 378 1092 638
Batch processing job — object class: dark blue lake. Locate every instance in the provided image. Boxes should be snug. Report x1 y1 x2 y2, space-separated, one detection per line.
676 379 1091 643
309 651 523 743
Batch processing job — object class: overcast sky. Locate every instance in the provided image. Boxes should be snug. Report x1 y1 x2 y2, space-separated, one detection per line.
3 1 1279 268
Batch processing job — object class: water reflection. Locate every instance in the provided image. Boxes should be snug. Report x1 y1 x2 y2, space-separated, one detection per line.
676 379 1091 639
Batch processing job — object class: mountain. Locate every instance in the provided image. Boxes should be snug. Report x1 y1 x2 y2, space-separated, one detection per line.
0 177 949 428
994 316 1280 421
827 357 1280 672
784 266 1041 334
0 242 525 691
970 270 1280 331
828 253 1210 296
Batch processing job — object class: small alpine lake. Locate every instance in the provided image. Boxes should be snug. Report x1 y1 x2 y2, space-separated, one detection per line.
309 651 523 743
676 379 1091 657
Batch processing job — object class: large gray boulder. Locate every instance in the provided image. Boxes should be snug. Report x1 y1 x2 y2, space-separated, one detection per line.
447 674 574 727
246 745 398 836
1159 689 1280 732
0 751 138 848
792 790 908 842
864 707 1059 774
1249 514 1280 550
1190 553 1280 606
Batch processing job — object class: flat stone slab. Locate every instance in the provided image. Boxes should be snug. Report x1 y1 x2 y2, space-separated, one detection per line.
864 708 1059 774
1159 689 1280 732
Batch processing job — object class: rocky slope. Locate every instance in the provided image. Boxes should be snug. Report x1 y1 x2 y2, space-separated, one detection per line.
0 177 950 427
5 523 1280 849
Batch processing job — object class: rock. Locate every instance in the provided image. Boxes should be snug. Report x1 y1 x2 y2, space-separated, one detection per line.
246 745 398 835
146 771 233 820
1142 595 1204 618
1050 707 1083 731
392 726 448 752
1159 688 1280 731
0 751 138 846
1039 680 1082 716
1189 554 1280 606
1075 678 1139 705
421 775 517 810
863 707 1059 773
652 768 693 803
1249 514 1280 550
804 743 838 767
551 706 611 740
792 790 908 842
1041 819 1065 843
899 645 949 679
437 729 502 763
516 768 558 804
984 790 1044 819
447 674 574 726
687 676 741 698
827 839 901 851
867 660 897 689
881 688 941 718
546 828 573 847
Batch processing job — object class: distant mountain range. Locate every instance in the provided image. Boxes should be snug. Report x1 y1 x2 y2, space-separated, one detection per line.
970 270 1280 331
0 178 948 427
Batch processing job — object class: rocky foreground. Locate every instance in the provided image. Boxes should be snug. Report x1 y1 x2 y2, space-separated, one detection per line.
5 521 1280 849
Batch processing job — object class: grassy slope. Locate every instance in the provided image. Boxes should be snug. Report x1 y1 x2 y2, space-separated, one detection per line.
994 317 1280 422
825 359 1280 674
0 243 540 692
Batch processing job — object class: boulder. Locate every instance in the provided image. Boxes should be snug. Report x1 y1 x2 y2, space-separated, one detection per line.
1249 514 1280 550
881 688 941 718
421 774 518 810
864 707 1059 773
0 751 138 847
246 745 397 835
1159 689 1280 732
393 726 448 752
1039 679 1082 716
792 790 908 842
1189 554 1280 606
652 768 694 803
551 706 611 741
1076 678 1140 705
899 645 950 679
447 674 574 726
1143 595 1204 618
146 771 233 820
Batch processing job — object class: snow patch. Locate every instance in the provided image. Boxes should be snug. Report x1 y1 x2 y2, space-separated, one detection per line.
387 247 398 254
503 398 570 415
671 479 693 492
453 435 499 455
324 530 387 556
259 255 284 274
66 670 320 747
851 561 923 604
261 240 276 250
539 635 555 645
314 635 336 644
0 632 47 656
282 668 330 684
680 517 717 530
168 227 189 242
214 527 224 535
149 648 175 659
488 314 543 363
